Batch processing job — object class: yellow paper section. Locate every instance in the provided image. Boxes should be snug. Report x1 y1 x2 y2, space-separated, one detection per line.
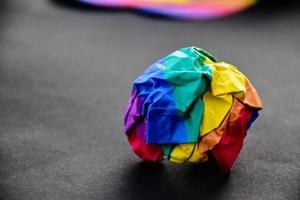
169 143 201 163
201 91 232 135
200 62 246 135
210 62 246 96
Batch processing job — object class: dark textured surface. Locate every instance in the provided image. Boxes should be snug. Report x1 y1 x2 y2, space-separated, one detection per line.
0 1 299 199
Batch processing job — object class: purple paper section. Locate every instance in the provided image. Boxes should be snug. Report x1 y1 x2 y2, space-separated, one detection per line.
124 90 144 135
135 118 146 140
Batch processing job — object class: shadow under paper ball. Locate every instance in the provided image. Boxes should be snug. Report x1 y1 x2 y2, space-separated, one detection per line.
115 156 230 200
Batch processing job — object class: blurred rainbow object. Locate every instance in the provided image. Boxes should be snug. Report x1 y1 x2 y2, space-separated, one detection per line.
78 0 257 19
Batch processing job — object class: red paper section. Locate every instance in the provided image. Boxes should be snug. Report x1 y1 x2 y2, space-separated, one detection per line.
211 104 253 171
127 122 163 162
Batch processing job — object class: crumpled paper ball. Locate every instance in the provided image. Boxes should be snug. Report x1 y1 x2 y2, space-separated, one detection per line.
124 47 262 171
78 0 257 19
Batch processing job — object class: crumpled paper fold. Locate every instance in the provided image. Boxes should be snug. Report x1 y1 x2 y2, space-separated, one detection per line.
124 46 262 171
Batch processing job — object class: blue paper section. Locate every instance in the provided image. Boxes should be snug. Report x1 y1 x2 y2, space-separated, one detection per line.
247 110 259 129
133 62 189 144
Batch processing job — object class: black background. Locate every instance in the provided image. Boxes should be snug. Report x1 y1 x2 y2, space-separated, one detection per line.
0 0 299 199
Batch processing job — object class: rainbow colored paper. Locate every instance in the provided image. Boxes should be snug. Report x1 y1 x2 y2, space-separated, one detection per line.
124 47 262 171
78 0 257 19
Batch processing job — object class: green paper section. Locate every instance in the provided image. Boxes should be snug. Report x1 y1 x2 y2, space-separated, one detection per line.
162 47 214 142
